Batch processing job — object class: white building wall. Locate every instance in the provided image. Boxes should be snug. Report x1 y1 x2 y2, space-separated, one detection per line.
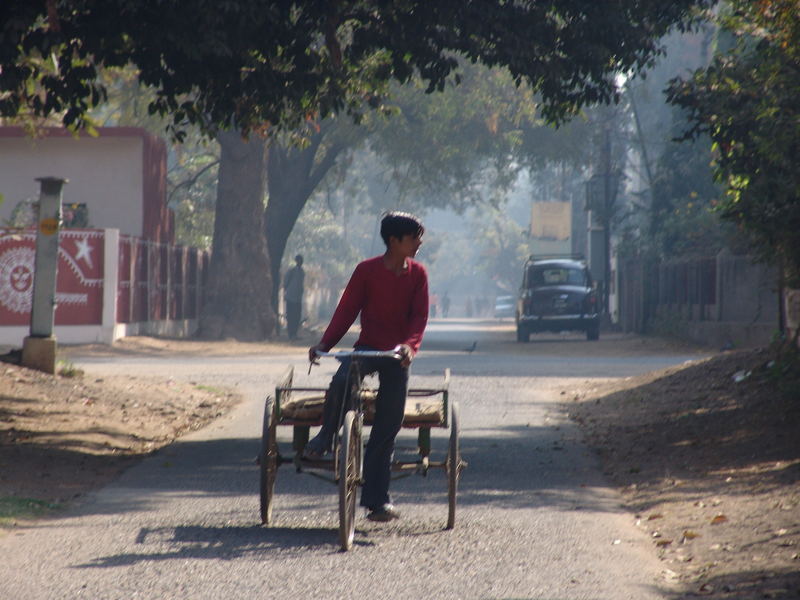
0 135 144 237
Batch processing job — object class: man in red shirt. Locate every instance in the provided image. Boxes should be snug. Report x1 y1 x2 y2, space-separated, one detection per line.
307 211 429 522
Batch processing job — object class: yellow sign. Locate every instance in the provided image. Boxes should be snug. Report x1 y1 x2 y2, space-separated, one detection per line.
530 202 571 240
39 217 59 236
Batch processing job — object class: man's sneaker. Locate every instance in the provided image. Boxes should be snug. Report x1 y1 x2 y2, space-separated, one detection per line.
366 504 401 522
303 432 332 458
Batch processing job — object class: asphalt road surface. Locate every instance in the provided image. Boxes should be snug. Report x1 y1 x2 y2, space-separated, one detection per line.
0 321 708 599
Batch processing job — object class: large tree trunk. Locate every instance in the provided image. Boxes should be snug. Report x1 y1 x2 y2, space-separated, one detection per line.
199 130 275 340
265 146 312 314
265 132 345 312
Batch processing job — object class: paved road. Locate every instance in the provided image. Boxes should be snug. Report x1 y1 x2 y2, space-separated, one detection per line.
0 322 707 599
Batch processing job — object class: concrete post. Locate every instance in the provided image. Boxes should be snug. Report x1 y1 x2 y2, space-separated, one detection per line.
22 177 67 374
101 229 120 343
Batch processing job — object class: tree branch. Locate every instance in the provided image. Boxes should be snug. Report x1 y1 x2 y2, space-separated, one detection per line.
307 142 346 196
167 159 220 205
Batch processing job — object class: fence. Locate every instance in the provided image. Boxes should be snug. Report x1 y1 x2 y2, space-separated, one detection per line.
0 228 208 345
116 235 207 324
618 251 780 348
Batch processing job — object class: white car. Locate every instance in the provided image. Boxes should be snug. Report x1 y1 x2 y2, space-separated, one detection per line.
494 295 515 319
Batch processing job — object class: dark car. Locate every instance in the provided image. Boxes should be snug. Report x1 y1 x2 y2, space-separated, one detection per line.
515 256 599 341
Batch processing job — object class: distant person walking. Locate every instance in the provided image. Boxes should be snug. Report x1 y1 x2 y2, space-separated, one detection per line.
477 295 487 316
430 292 439 318
441 291 451 317
284 254 305 340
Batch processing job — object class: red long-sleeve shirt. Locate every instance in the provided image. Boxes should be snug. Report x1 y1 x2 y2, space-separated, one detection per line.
319 256 429 354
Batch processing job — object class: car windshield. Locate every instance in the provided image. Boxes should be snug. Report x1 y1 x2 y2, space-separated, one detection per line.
529 266 586 287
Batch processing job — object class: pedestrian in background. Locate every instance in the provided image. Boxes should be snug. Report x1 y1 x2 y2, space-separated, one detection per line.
284 254 305 340
430 292 439 318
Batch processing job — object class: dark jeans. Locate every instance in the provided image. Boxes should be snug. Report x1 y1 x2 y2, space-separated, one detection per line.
320 347 408 510
286 301 301 339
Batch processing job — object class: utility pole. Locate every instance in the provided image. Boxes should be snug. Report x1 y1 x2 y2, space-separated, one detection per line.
601 126 612 317
585 123 618 320
22 177 67 374
628 86 655 208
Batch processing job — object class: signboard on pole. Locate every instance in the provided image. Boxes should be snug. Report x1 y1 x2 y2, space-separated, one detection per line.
529 202 571 241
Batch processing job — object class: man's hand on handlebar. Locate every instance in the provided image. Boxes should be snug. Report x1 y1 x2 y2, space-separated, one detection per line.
308 344 326 365
397 344 414 368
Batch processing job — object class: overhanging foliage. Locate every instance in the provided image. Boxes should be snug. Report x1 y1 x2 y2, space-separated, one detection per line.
667 1 800 281
2 1 711 139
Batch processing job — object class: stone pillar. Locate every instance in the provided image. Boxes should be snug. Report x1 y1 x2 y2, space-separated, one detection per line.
22 177 67 374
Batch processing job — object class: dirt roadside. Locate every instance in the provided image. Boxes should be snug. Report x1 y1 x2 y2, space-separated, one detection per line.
1 333 798 599
568 346 800 600
0 336 299 519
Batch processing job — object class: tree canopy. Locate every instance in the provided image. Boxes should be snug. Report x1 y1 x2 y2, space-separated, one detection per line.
667 0 800 281
2 0 717 341
3 1 710 138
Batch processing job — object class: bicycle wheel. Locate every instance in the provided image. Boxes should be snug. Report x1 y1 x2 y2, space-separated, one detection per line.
259 396 278 525
446 401 460 530
333 359 362 480
338 409 361 550
345 360 363 415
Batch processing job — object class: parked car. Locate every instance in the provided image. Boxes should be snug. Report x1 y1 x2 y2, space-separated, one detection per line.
494 295 515 319
515 256 599 341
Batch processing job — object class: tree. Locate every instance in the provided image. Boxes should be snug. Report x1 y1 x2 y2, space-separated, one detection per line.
3 1 711 136
199 131 273 339
3 0 713 339
333 64 597 218
365 68 537 210
89 67 220 249
265 119 363 312
471 207 531 295
264 61 592 319
667 1 800 282
647 131 728 258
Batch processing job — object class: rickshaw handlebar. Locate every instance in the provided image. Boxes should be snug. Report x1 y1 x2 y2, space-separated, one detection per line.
314 346 404 361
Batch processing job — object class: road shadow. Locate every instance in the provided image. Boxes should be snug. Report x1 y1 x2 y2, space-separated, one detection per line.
74 524 339 568
659 567 799 600
35 412 625 532
570 349 800 506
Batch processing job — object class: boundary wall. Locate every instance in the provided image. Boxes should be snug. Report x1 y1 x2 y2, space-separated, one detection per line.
0 228 207 346
617 250 780 348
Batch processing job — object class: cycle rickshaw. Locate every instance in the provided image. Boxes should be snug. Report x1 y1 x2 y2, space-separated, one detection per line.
259 348 464 550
